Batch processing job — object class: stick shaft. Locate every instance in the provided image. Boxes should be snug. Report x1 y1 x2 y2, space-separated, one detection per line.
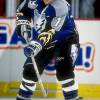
24 32 47 97
31 56 47 97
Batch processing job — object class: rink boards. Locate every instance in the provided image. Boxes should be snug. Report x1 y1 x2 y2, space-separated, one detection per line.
0 19 100 98
0 81 100 98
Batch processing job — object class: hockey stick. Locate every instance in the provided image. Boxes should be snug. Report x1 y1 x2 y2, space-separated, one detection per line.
24 32 47 97
31 56 47 97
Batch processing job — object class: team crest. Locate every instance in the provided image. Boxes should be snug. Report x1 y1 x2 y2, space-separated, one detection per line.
28 0 38 9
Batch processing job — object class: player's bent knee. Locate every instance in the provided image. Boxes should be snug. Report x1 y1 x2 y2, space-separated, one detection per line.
23 64 38 82
56 63 75 81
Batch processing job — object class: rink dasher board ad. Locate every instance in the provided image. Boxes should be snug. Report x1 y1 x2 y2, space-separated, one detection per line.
0 18 100 98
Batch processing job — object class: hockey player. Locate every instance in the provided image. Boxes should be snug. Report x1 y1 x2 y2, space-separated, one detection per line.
16 0 81 100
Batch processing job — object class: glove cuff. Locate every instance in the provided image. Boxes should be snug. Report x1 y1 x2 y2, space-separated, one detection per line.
16 19 30 26
30 40 42 56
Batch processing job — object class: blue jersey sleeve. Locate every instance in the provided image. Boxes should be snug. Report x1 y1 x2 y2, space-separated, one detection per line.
48 0 76 42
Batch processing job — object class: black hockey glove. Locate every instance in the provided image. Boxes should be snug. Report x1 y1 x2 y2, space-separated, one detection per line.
16 19 31 39
24 40 43 57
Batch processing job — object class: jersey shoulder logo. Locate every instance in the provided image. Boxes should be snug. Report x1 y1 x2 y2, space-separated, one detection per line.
28 0 38 9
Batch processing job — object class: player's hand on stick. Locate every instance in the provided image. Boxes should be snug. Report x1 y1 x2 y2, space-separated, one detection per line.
24 40 42 57
16 19 31 39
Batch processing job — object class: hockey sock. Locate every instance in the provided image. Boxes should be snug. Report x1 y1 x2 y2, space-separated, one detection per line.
60 78 78 100
16 78 37 100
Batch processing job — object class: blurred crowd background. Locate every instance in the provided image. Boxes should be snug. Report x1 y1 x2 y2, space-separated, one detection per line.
0 0 100 18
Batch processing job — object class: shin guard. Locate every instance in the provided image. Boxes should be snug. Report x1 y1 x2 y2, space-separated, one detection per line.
16 78 37 100
60 78 78 100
